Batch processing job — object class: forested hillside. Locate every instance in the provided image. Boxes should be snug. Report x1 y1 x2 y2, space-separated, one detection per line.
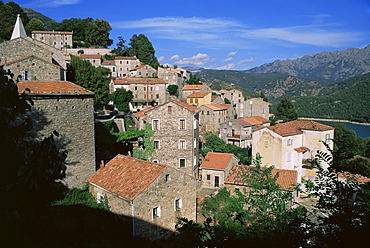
247 45 370 84
294 73 370 123
22 8 54 29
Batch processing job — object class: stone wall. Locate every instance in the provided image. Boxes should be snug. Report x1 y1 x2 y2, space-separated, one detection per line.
30 95 96 188
237 98 270 119
199 105 235 134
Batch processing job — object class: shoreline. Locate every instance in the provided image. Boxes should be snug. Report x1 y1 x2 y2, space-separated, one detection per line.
299 117 370 127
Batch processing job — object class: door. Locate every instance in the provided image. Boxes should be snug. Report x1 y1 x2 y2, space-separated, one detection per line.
214 176 220 187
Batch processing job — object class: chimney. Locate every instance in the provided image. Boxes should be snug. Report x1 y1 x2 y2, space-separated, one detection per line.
100 160 105 169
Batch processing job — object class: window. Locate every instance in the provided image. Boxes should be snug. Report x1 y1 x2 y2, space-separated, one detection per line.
214 176 220 187
179 158 186 168
152 206 161 219
165 174 171 182
156 94 159 98
97 193 106 203
168 106 172 114
152 119 159 130
179 119 186 130
153 159 159 163
287 152 292 162
144 87 146 91
174 198 182 211
21 71 31 81
206 174 211 180
154 140 160 149
134 86 137 90
179 140 186 149
195 99 198 104
287 139 293 146
325 133 331 143
262 108 266 114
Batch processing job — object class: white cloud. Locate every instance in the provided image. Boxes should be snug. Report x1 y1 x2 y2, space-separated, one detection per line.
158 56 165 63
228 51 238 57
26 0 81 7
237 58 255 64
169 55 180 61
223 57 233 62
175 53 210 66
216 63 236 70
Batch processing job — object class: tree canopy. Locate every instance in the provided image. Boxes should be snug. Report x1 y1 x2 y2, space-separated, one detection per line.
167 85 178 96
0 1 29 41
127 34 159 68
108 88 133 112
25 18 45 36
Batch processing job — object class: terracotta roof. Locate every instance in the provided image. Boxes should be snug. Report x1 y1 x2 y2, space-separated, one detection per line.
249 97 271 105
32 30 73 35
87 155 167 201
16 81 94 95
79 54 102 59
183 84 207 90
202 104 230 111
101 60 115 65
294 147 310 153
188 92 211 98
130 64 155 71
133 107 154 118
335 171 370 183
171 100 200 112
114 77 166 85
0 54 63 69
252 116 270 123
115 56 137 59
225 165 298 190
233 118 253 127
200 152 238 170
268 120 334 137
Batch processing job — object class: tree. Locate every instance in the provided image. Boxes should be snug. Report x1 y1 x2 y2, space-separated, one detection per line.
0 1 29 40
270 95 298 125
85 19 113 48
132 123 155 161
108 88 133 112
187 73 200 84
25 18 45 36
224 98 231 104
0 67 67 216
260 91 268 102
67 55 111 107
128 34 159 68
167 85 178 96
110 36 129 56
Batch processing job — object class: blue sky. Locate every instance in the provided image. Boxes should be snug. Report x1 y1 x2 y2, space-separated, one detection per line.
8 0 370 70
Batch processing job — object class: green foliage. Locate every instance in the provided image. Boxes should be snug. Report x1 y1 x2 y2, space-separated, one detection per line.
128 34 159 68
186 73 200 84
132 123 155 161
260 91 268 102
67 55 111 107
294 73 370 123
0 67 67 215
0 1 29 40
167 84 178 95
108 88 133 112
203 134 252 164
276 95 298 121
110 36 129 56
22 7 54 29
223 97 231 104
25 18 45 36
53 184 109 211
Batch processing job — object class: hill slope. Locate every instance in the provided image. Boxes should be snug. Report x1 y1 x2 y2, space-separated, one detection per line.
22 8 55 29
247 45 370 84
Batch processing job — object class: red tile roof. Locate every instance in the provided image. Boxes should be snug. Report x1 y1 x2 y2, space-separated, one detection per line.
225 165 298 190
79 54 102 59
115 56 137 59
114 77 166 85
335 171 370 183
133 107 154 118
87 155 167 201
130 64 155 71
268 120 334 137
32 30 73 35
16 81 94 95
183 84 207 90
200 152 237 170
294 147 310 153
101 60 115 65
251 116 270 123
188 92 211 98
202 104 230 111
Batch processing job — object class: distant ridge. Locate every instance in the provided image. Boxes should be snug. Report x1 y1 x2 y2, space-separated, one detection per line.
22 8 55 29
247 45 370 84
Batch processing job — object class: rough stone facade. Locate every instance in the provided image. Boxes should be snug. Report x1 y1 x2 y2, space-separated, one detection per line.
31 30 73 50
130 64 157 78
78 54 102 67
220 89 244 105
199 104 235 134
182 84 212 99
1 55 65 81
115 56 139 77
17 81 96 188
144 100 200 177
236 97 270 119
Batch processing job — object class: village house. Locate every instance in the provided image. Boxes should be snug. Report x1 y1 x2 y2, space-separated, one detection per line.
88 155 198 240
200 152 240 189
252 120 334 183
236 97 270 119
66 48 112 56
186 92 212 107
225 164 298 197
101 60 117 77
199 104 235 134
220 89 244 104
143 100 200 177
110 77 168 112
211 94 224 104
129 64 157 78
115 56 139 77
31 30 73 50
78 54 102 67
182 84 212 99
16 81 96 188
219 116 270 148
157 67 185 98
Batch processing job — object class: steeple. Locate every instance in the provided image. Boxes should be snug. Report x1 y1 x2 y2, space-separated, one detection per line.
11 14 27 40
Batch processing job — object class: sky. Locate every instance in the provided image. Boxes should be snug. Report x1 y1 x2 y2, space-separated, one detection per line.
7 0 370 70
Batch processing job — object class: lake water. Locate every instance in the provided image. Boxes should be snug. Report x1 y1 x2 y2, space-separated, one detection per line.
316 120 370 138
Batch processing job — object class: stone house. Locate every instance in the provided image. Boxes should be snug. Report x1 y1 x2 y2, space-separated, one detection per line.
66 48 112 56
158 67 185 97
31 30 73 50
109 77 168 112
173 67 190 81
87 154 198 240
115 56 139 77
220 89 244 105
225 164 298 196
236 97 270 119
143 100 200 177
182 84 212 99
0 55 65 81
78 54 102 67
219 116 270 148
211 95 224 104
200 152 240 189
186 92 212 107
130 64 157 78
101 60 117 77
252 120 334 183
199 104 235 134
16 81 96 188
